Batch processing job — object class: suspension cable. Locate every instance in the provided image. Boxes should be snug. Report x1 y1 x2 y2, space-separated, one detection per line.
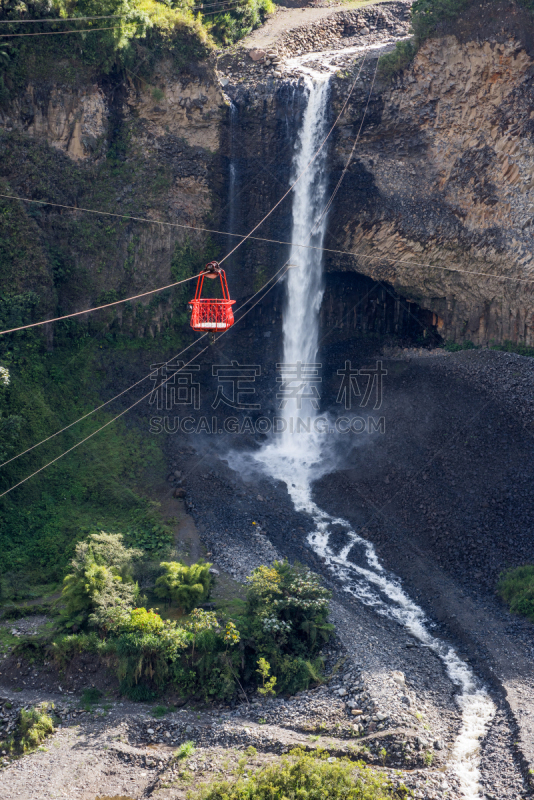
0 261 290 497
0 3 242 35
200 6 242 16
0 272 206 336
0 335 203 469
218 54 368 266
0 2 243 21
0 259 288 472
0 60 427 493
1 192 528 286
0 26 121 37
0 14 125 23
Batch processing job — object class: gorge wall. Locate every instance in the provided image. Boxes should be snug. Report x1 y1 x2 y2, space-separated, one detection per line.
1 0 534 349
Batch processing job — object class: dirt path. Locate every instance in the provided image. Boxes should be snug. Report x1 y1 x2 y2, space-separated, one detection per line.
242 0 384 50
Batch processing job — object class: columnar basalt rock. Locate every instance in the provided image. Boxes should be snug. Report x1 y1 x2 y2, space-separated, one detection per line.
324 33 534 345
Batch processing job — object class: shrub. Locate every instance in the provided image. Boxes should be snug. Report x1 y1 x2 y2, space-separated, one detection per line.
444 339 476 352
207 0 275 45
378 39 418 80
4 704 55 754
497 565 534 621
2 603 53 620
124 607 166 634
113 608 189 689
50 560 331 703
50 631 102 668
11 635 49 664
155 561 212 612
256 657 276 697
61 532 142 629
245 560 333 693
174 740 196 759
194 747 408 799
120 683 157 702
80 688 103 709
378 0 475 79
410 0 473 41
490 339 534 358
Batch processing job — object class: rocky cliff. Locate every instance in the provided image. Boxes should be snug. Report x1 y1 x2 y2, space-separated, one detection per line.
327 1 534 346
1 0 534 347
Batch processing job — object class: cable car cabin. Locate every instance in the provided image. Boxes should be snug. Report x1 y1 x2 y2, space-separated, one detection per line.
189 261 236 333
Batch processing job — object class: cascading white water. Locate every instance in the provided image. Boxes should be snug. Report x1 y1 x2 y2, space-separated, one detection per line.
251 75 496 799
261 77 331 471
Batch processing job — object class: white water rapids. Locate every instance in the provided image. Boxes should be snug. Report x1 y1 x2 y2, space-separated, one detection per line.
249 76 496 798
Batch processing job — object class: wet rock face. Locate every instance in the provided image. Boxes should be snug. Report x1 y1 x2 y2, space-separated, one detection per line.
219 1 534 347
217 10 534 348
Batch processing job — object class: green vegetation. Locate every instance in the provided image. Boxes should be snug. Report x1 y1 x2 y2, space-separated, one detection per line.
193 748 409 800
244 560 333 694
80 687 104 709
0 0 332 711
22 545 332 702
175 740 196 759
151 703 176 717
490 339 534 358
443 339 477 352
379 0 471 78
208 0 275 46
61 532 142 629
155 560 212 612
0 0 277 599
0 0 274 105
442 338 534 355
1 703 55 754
409 0 472 41
378 39 418 80
256 657 276 697
497 565 534 621
0 329 173 587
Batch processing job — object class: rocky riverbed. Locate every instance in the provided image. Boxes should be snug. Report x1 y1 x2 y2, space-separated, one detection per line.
171 346 534 799
1 350 532 799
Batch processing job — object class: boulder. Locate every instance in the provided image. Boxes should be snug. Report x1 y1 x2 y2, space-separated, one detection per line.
248 48 267 62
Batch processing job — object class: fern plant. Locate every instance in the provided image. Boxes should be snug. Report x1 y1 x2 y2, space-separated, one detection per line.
155 560 212 612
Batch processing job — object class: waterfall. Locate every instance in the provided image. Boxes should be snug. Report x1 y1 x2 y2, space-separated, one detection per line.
262 77 330 471
249 75 495 799
282 78 330 376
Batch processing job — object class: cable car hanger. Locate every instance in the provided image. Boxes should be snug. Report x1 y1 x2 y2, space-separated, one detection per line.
189 261 236 342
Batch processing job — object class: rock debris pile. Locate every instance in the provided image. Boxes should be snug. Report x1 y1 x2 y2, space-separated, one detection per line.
276 2 411 59
216 0 412 88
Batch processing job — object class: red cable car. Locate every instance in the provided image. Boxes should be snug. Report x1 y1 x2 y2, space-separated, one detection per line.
189 261 236 333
